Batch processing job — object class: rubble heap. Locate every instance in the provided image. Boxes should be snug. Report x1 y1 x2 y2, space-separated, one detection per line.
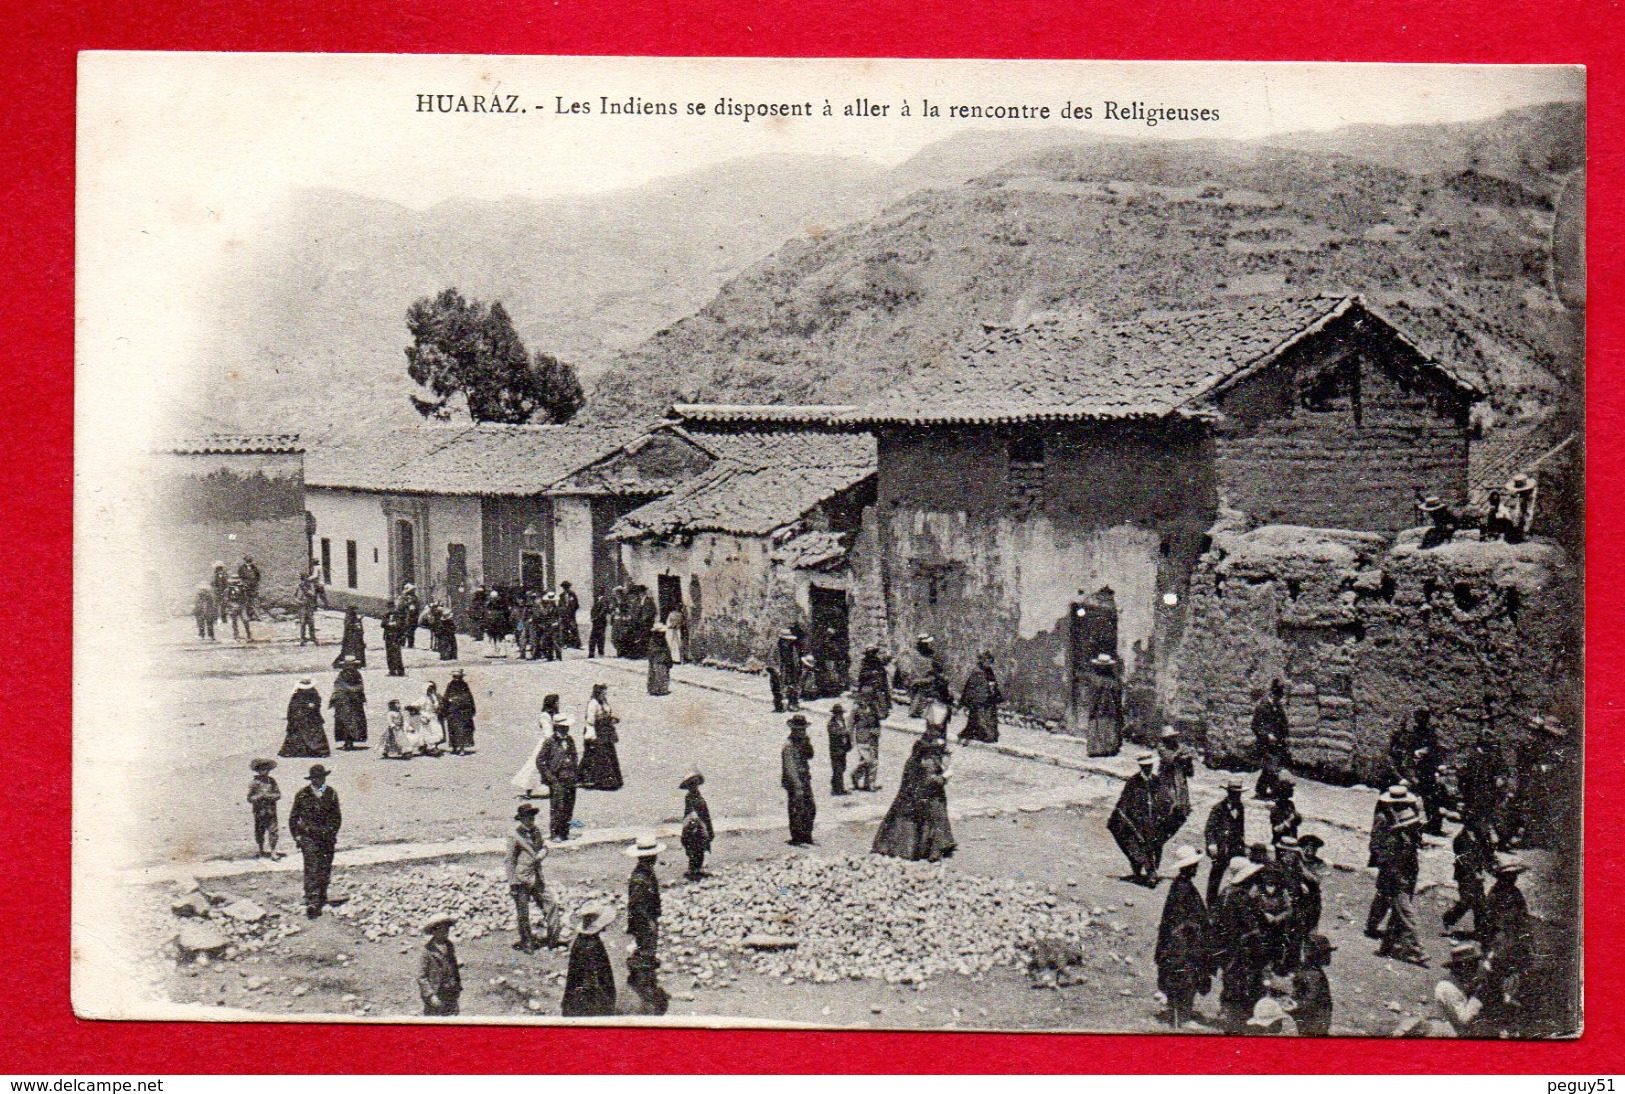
331 863 610 941
664 853 1105 986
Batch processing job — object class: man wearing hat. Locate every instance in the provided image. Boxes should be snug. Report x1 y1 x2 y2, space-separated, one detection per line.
562 904 617 1017
506 803 559 952
1442 819 1493 939
1480 853 1534 1033
417 913 462 1016
1418 493 1459 549
782 715 817 846
1205 779 1247 905
1154 845 1210 1028
1291 933 1337 1036
624 834 664 982
1152 726 1195 844
679 772 714 880
287 764 342 918
1270 778 1302 849
1108 754 1164 887
1368 791 1427 966
1502 472 1538 543
1250 679 1291 800
246 758 282 860
398 582 421 648
774 628 806 712
538 715 580 843
1211 857 1269 1034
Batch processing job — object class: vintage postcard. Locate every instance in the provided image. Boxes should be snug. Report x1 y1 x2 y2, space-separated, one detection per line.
74 54 1584 1036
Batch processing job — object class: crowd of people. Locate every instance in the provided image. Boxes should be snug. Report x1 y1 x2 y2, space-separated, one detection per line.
221 576 1567 1035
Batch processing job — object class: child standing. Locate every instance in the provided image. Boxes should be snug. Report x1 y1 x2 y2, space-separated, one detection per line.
247 758 283 859
826 704 852 795
381 698 411 759
679 771 714 881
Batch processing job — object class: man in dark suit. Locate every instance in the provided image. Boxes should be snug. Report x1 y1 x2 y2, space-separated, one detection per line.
538 715 580 842
288 764 342 918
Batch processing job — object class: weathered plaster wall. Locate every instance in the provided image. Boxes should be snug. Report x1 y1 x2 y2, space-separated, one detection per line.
875 421 1217 727
1174 522 1577 784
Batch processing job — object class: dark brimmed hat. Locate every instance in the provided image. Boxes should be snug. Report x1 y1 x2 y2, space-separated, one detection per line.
679 771 705 791
250 758 277 773
422 912 457 934
306 764 330 779
516 803 541 820
1298 834 1325 852
787 714 810 729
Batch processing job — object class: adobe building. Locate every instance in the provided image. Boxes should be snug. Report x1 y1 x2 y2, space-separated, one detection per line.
149 433 307 612
610 413 875 678
304 424 631 619
841 294 1484 737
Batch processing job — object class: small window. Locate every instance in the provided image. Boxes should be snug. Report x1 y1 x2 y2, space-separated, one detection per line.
1009 434 1045 466
319 539 332 585
345 540 358 589
373 547 380 564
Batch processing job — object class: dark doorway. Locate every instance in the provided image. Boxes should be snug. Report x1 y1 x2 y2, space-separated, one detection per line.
521 550 547 592
808 585 851 699
395 519 417 588
446 543 469 624
657 574 683 619
1066 586 1120 738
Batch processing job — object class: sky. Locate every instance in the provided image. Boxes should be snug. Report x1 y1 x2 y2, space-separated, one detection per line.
74 55 1583 448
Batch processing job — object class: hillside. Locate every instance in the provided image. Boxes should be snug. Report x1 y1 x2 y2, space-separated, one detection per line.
187 129 1105 438
592 114 1583 427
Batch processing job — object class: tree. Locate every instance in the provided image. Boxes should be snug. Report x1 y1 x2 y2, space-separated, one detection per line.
405 289 584 424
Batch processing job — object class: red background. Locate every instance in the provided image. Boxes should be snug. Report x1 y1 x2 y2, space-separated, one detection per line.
8 0 1618 1073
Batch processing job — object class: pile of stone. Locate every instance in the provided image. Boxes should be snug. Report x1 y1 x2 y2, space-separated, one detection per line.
663 854 1105 987
330 864 612 942
164 877 287 964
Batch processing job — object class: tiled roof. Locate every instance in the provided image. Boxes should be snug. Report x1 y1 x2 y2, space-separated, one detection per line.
163 434 304 455
669 404 859 425
306 423 638 495
771 529 850 571
610 433 876 539
1470 423 1577 499
841 295 1481 426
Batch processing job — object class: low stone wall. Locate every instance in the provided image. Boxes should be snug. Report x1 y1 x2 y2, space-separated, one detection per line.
1171 522 1577 785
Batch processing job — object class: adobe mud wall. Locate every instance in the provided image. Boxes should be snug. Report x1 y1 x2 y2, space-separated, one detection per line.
1171 521 1577 784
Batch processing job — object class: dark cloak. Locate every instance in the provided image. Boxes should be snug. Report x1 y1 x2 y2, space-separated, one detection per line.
333 607 366 668
872 738 956 861
561 933 617 1017
1154 873 1212 999
959 665 1003 742
329 668 368 745
1152 749 1194 842
647 636 673 696
278 686 330 757
1107 771 1162 877
442 677 477 751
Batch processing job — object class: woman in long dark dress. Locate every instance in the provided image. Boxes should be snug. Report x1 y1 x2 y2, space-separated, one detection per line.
442 670 477 755
958 651 1003 744
872 721 956 862
333 606 366 669
646 623 673 696
561 904 617 1017
278 678 330 758
329 660 368 749
578 683 624 790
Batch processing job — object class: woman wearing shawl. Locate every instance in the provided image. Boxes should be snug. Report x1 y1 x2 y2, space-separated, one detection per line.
561 904 618 1017
512 694 561 797
578 683 624 791
333 606 366 669
442 670 477 755
278 678 330 758
647 622 674 696
329 659 368 749
872 707 956 862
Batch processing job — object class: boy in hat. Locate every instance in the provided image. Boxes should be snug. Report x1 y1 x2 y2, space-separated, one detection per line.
625 834 664 981
246 758 282 859
1433 941 1488 1036
1154 845 1210 1028
679 772 713 881
1291 933 1336 1036
826 703 852 795
417 913 462 1016
506 803 559 951
562 904 617 1017
288 764 342 918
1205 778 1246 905
782 714 817 845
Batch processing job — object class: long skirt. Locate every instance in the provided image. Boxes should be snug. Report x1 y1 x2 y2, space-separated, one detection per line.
578 739 623 790
1087 688 1124 757
511 733 548 794
647 654 671 696
332 700 367 746
960 704 999 743
278 715 330 758
446 711 475 752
